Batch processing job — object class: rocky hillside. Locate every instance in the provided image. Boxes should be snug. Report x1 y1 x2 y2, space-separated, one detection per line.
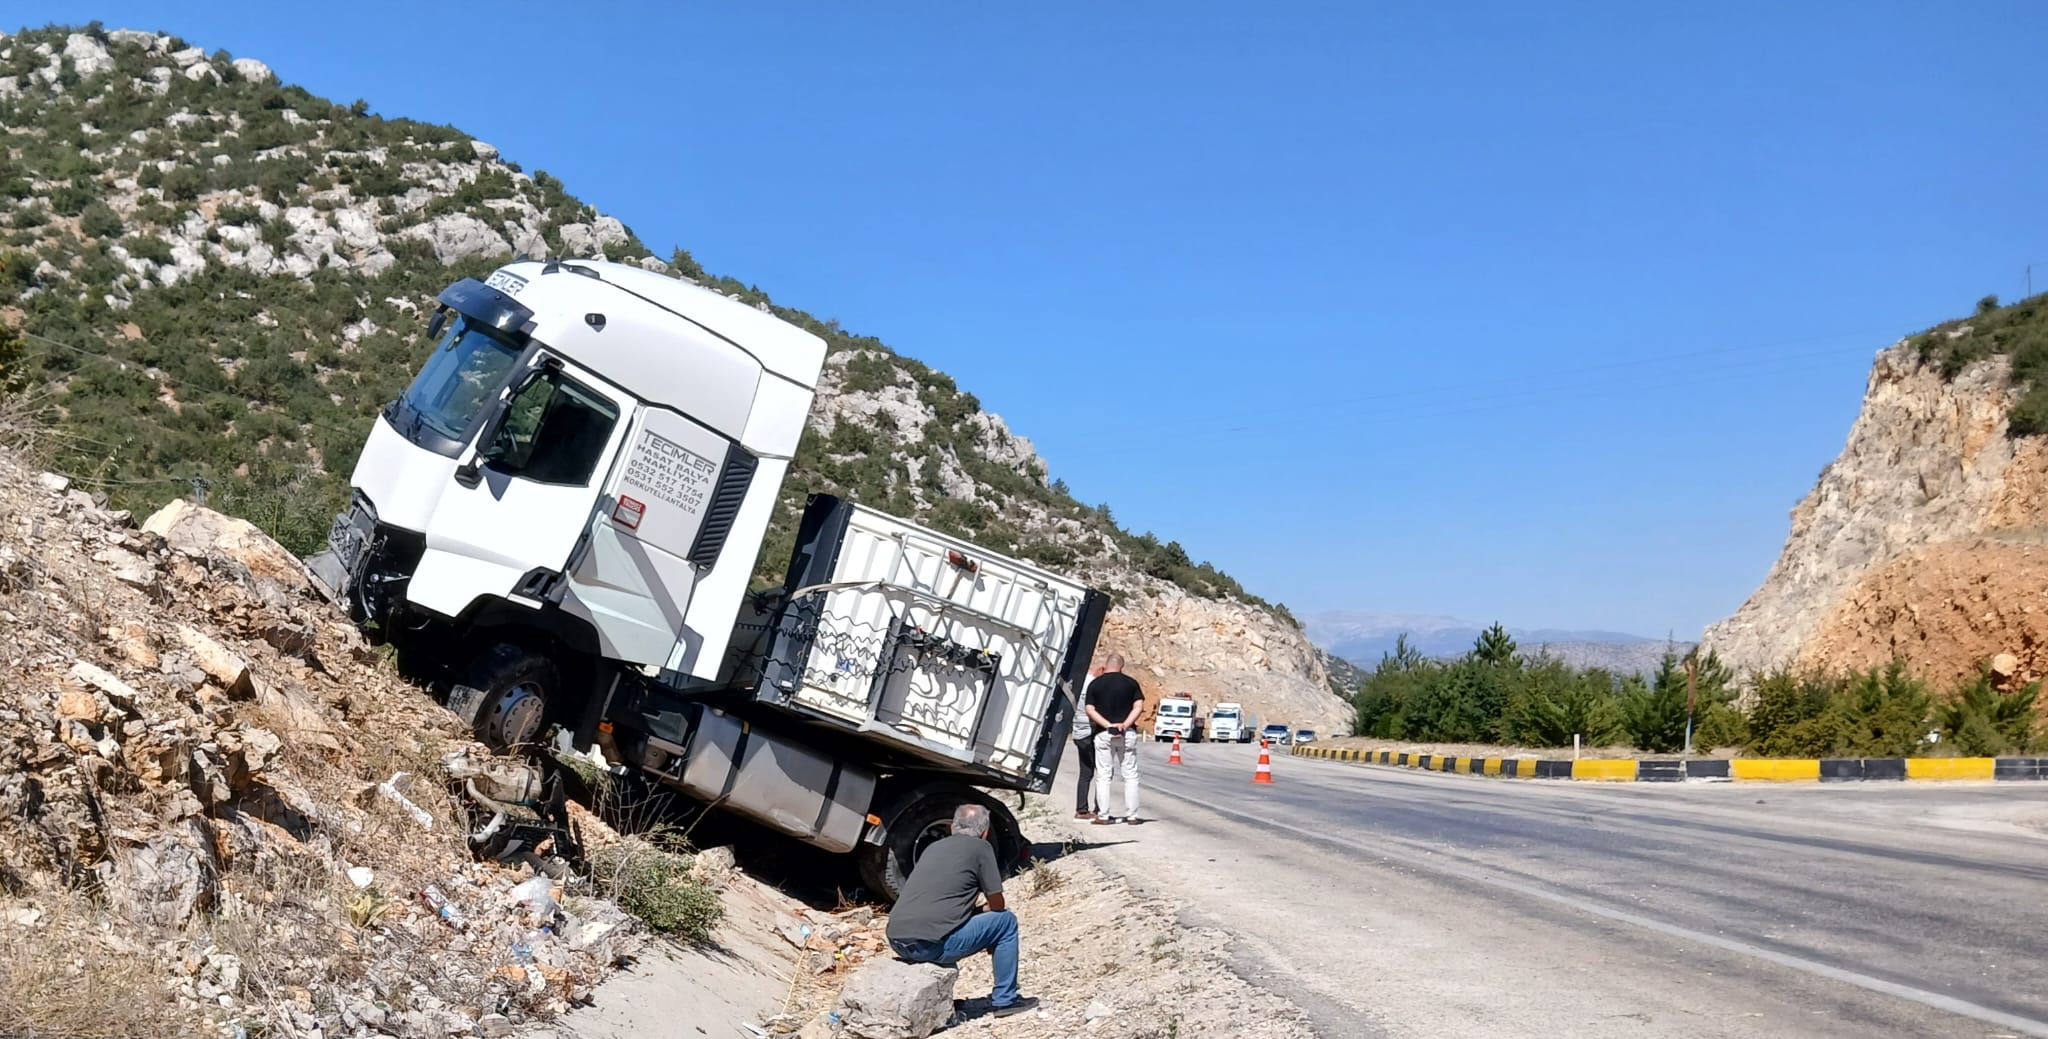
1704 297 2048 689
0 445 660 1037
0 26 1349 728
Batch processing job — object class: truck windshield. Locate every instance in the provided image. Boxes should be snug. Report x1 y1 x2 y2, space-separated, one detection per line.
389 316 524 453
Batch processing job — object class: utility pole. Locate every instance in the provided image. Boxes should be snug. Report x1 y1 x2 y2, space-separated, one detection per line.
1683 653 1698 755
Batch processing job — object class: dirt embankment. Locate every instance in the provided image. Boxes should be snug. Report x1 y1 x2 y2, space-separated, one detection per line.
747 793 1316 1039
0 452 662 1038
1795 537 2048 685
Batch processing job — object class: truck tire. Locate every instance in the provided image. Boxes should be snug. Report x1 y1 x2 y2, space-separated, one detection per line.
462 643 561 752
857 787 1027 902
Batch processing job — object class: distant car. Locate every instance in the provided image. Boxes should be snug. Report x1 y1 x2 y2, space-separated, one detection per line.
1260 724 1291 747
1294 729 1316 744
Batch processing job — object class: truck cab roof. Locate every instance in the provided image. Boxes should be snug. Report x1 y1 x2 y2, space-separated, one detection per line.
481 260 828 456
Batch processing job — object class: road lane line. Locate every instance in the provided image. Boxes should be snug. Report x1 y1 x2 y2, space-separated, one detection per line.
1154 783 2048 1038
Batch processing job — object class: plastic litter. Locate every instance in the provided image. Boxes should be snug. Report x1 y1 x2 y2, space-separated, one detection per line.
509 875 558 917
378 771 434 829
346 866 375 889
420 884 464 928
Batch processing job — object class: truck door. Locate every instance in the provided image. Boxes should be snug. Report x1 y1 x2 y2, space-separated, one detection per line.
407 355 630 624
559 407 755 669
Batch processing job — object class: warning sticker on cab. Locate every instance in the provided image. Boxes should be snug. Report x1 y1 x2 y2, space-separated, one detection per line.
612 495 645 530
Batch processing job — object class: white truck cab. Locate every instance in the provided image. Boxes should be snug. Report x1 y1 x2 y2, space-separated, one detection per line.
1152 694 1200 742
308 260 1106 898
1208 702 1248 743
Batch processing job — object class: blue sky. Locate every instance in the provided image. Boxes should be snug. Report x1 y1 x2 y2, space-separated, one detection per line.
16 2 2048 637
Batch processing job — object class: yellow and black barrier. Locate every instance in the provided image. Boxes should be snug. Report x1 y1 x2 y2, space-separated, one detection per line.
1288 745 2046 783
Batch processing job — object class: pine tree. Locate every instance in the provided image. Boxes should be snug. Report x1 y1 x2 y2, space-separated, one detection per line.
1473 623 1517 667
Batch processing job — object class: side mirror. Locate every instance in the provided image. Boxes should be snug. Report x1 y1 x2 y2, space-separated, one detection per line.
427 306 449 341
455 389 516 489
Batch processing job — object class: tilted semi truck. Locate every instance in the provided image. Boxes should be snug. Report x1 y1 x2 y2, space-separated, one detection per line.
304 258 1106 897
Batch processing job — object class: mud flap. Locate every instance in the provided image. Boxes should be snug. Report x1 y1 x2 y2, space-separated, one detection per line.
303 547 348 603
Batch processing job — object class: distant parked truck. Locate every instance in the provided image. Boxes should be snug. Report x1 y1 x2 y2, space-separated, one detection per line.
1207 702 1249 743
1152 694 1202 742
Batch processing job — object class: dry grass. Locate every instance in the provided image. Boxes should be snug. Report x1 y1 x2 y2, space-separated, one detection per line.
0 896 211 1039
1024 860 1066 898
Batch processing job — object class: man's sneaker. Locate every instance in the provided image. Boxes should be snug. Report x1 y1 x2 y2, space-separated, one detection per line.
1091 816 1122 826
1124 816 1143 825
1074 810 1095 820
990 996 1040 1017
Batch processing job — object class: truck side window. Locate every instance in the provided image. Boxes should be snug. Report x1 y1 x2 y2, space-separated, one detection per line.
486 372 620 486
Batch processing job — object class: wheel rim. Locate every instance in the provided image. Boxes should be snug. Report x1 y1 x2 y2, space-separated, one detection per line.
909 818 953 865
486 681 547 748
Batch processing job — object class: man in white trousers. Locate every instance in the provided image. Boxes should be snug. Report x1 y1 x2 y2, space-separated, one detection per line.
1072 665 1103 819
1084 654 1147 825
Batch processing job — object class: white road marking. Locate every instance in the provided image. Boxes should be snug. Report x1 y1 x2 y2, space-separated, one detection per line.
1161 784 2048 1038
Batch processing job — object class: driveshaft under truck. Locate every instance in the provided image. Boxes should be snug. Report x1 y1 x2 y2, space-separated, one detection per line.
305 259 1106 898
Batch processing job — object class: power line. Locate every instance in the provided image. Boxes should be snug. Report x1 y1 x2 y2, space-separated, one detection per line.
17 329 205 394
1078 339 1881 459
1155 324 1903 431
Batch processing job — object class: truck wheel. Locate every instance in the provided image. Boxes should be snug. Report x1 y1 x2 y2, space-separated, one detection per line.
857 789 1028 902
462 643 560 752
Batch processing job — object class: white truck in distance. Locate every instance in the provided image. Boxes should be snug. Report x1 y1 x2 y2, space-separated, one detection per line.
1207 702 1249 743
304 259 1106 899
1152 694 1201 742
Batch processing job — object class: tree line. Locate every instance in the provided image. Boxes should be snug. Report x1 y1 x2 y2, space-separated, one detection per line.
1350 625 2044 757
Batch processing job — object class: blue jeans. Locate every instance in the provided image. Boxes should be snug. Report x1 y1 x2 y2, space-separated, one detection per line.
890 909 1020 1007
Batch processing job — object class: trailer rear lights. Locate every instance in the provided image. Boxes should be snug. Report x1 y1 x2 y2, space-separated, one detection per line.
613 495 645 530
865 814 882 827
945 549 978 574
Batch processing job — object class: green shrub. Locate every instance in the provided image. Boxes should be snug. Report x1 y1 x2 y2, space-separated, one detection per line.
1691 702 1748 752
162 165 205 201
49 178 95 216
217 202 263 226
124 235 173 265
0 252 36 291
77 202 123 239
1938 670 2041 755
1912 294 2048 435
1504 658 1623 746
588 841 721 942
1743 663 1934 758
259 217 293 251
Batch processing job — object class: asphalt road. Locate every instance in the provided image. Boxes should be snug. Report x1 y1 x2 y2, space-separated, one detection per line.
1060 741 2048 1039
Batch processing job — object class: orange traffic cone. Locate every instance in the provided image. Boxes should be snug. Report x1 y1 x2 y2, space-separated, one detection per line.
1169 735 1183 765
1253 743 1274 784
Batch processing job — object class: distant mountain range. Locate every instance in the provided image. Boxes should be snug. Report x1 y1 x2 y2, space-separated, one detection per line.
1303 611 1688 675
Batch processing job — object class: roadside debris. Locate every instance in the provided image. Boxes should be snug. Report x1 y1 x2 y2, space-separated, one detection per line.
0 452 651 1037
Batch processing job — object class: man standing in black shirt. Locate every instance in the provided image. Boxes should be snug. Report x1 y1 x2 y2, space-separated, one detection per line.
1084 654 1146 825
